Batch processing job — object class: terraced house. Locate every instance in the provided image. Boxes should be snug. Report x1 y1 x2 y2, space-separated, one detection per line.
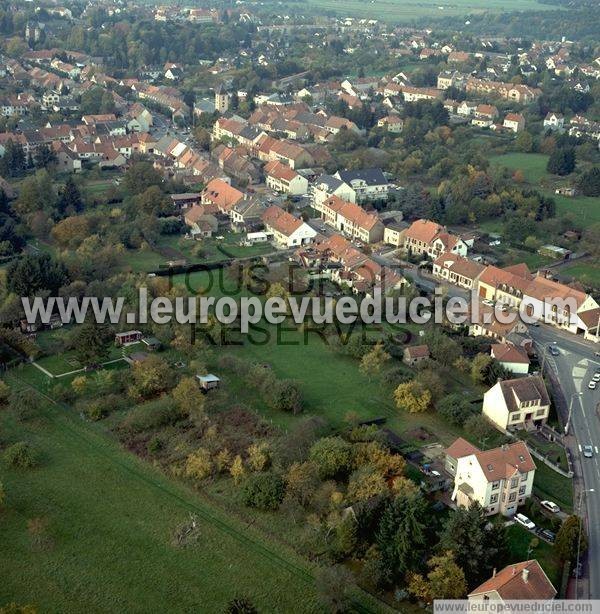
402 219 468 258
320 196 384 243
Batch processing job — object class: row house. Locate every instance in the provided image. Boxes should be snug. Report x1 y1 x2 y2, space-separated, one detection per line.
212 145 261 185
446 438 536 517
257 136 314 170
466 78 541 103
401 219 468 258
264 160 309 195
401 86 443 102
476 264 600 337
320 195 384 243
432 252 485 290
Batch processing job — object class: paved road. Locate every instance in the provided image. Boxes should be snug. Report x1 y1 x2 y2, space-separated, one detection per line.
530 325 600 598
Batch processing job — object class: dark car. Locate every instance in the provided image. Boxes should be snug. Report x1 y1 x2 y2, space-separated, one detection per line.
549 345 560 357
540 529 556 543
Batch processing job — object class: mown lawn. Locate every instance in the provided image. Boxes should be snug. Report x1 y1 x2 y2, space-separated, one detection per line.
560 262 600 289
0 381 380 614
533 462 573 512
506 524 562 588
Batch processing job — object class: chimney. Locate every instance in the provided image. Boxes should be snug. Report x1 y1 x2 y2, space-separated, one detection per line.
522 568 530 583
492 568 497 577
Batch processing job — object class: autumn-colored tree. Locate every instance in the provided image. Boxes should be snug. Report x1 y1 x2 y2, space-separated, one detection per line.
408 551 467 603
394 381 431 413
172 376 205 419
230 455 245 485
346 465 388 502
359 341 391 379
247 442 270 472
185 448 213 481
51 215 90 247
353 440 405 478
285 461 320 507
214 449 232 473
128 355 175 400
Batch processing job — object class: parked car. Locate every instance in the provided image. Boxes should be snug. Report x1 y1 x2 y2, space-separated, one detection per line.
583 445 594 458
540 529 556 543
515 513 536 530
540 500 560 513
589 381 597 390
592 373 600 382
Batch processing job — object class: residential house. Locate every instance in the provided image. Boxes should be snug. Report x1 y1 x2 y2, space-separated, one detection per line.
446 438 536 517
311 174 357 211
490 343 530 375
170 193 201 210
261 205 317 248
264 160 309 195
432 253 485 289
402 219 468 258
334 168 390 203
403 344 430 366
183 205 217 239
377 115 404 133
201 178 244 216
468 560 556 602
482 376 550 431
472 104 499 128
543 112 564 131
503 113 525 133
321 196 384 243
401 86 443 102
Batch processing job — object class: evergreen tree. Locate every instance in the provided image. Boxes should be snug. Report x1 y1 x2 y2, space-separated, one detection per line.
58 177 83 216
547 148 575 175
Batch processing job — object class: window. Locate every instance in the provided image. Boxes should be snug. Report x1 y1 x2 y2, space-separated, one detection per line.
492 481 500 490
490 494 499 504
509 492 517 502
519 486 526 495
510 478 519 488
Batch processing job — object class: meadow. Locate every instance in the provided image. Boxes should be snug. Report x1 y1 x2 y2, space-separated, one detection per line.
272 0 552 22
0 379 389 613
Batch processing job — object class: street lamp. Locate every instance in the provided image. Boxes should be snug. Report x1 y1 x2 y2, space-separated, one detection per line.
575 488 595 598
564 392 583 436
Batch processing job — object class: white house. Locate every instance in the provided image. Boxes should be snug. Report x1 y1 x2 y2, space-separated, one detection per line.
446 438 536 517
334 168 390 203
491 343 530 375
543 112 564 131
264 160 309 196
311 174 356 212
482 375 550 432
261 205 316 248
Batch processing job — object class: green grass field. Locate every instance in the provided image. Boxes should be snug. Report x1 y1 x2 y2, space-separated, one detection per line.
0 380 388 613
506 524 562 587
274 0 551 21
560 262 600 287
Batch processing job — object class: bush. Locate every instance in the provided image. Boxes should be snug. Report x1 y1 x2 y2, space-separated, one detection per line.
268 379 302 414
4 442 39 468
242 472 285 510
118 397 182 435
437 393 478 426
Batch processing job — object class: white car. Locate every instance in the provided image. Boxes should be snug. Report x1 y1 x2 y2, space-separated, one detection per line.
593 373 600 382
515 513 536 530
540 500 560 513
584 445 594 458
482 299 494 307
589 381 597 390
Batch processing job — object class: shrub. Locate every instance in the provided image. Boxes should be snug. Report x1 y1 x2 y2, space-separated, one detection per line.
118 397 182 434
4 442 38 468
242 472 285 510
267 379 302 414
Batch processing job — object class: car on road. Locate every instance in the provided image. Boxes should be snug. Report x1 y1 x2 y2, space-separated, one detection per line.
548 345 560 356
540 500 560 513
589 381 597 390
583 445 594 458
482 299 494 307
515 513 536 530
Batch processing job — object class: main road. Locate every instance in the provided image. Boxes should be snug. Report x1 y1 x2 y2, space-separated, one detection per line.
530 325 600 598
